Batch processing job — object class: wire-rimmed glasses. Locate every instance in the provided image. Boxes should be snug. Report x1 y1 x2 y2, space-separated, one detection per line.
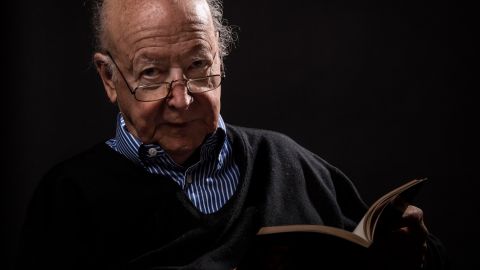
106 51 223 102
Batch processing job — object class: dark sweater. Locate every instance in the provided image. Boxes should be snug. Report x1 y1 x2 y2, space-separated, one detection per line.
16 125 446 269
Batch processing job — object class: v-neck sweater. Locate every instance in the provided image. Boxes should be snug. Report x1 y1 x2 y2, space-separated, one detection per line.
21 124 440 269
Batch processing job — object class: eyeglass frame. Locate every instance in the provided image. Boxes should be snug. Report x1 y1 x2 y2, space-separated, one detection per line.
105 50 224 102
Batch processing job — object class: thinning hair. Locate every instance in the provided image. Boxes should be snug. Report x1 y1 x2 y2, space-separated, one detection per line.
89 0 236 59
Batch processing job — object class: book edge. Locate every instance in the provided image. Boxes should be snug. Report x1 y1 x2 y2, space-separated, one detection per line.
257 224 370 248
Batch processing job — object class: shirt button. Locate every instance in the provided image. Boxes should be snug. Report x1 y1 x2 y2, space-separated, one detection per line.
186 175 193 184
147 148 158 157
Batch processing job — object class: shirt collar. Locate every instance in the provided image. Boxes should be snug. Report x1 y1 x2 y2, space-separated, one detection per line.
113 113 227 167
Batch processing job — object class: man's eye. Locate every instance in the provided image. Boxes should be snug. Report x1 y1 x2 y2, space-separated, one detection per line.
189 60 208 70
141 68 162 78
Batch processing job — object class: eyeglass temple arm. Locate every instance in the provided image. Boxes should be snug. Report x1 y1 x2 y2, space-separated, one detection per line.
105 51 137 96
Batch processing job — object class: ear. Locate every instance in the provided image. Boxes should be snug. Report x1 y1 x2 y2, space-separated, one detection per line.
94 52 117 103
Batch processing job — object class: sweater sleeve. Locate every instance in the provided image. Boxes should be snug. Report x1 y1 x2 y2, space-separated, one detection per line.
294 145 369 230
320 160 369 230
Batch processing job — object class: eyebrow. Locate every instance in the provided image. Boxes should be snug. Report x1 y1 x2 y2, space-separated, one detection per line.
136 43 214 62
187 43 215 58
135 55 167 65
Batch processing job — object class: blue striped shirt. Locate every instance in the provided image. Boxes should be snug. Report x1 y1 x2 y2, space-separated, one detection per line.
106 113 240 214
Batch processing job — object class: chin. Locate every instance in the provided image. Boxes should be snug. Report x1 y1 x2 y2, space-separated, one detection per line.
159 136 201 154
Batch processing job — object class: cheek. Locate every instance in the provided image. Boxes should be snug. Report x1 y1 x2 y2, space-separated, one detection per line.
197 91 221 126
118 98 160 133
134 104 161 128
203 89 221 114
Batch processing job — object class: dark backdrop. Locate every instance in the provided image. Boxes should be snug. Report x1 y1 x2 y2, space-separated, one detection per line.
2 0 477 269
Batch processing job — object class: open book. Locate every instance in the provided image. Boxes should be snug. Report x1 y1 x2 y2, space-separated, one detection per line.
256 178 428 248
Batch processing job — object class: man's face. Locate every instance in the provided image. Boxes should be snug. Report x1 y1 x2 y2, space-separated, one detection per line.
97 0 221 164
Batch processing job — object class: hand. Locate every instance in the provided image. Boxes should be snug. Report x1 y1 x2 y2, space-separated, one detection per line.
371 201 429 269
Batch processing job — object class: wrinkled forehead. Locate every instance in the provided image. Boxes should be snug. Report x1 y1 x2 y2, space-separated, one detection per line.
103 0 214 52
109 0 211 23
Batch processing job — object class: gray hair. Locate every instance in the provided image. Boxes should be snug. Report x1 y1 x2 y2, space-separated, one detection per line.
90 0 236 59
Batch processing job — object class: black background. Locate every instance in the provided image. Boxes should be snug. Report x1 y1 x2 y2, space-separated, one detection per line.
1 0 477 269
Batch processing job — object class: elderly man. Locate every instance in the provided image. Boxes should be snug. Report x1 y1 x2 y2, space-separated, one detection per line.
17 0 447 269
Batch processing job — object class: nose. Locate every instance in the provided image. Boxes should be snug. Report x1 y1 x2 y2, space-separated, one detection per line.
165 73 193 110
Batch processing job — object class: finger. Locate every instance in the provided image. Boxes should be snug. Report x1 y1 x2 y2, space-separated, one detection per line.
397 205 429 235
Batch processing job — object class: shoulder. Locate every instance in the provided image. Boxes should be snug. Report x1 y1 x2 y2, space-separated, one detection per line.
46 142 121 176
226 124 337 171
37 142 133 194
226 124 367 226
226 123 357 185
226 124 304 151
